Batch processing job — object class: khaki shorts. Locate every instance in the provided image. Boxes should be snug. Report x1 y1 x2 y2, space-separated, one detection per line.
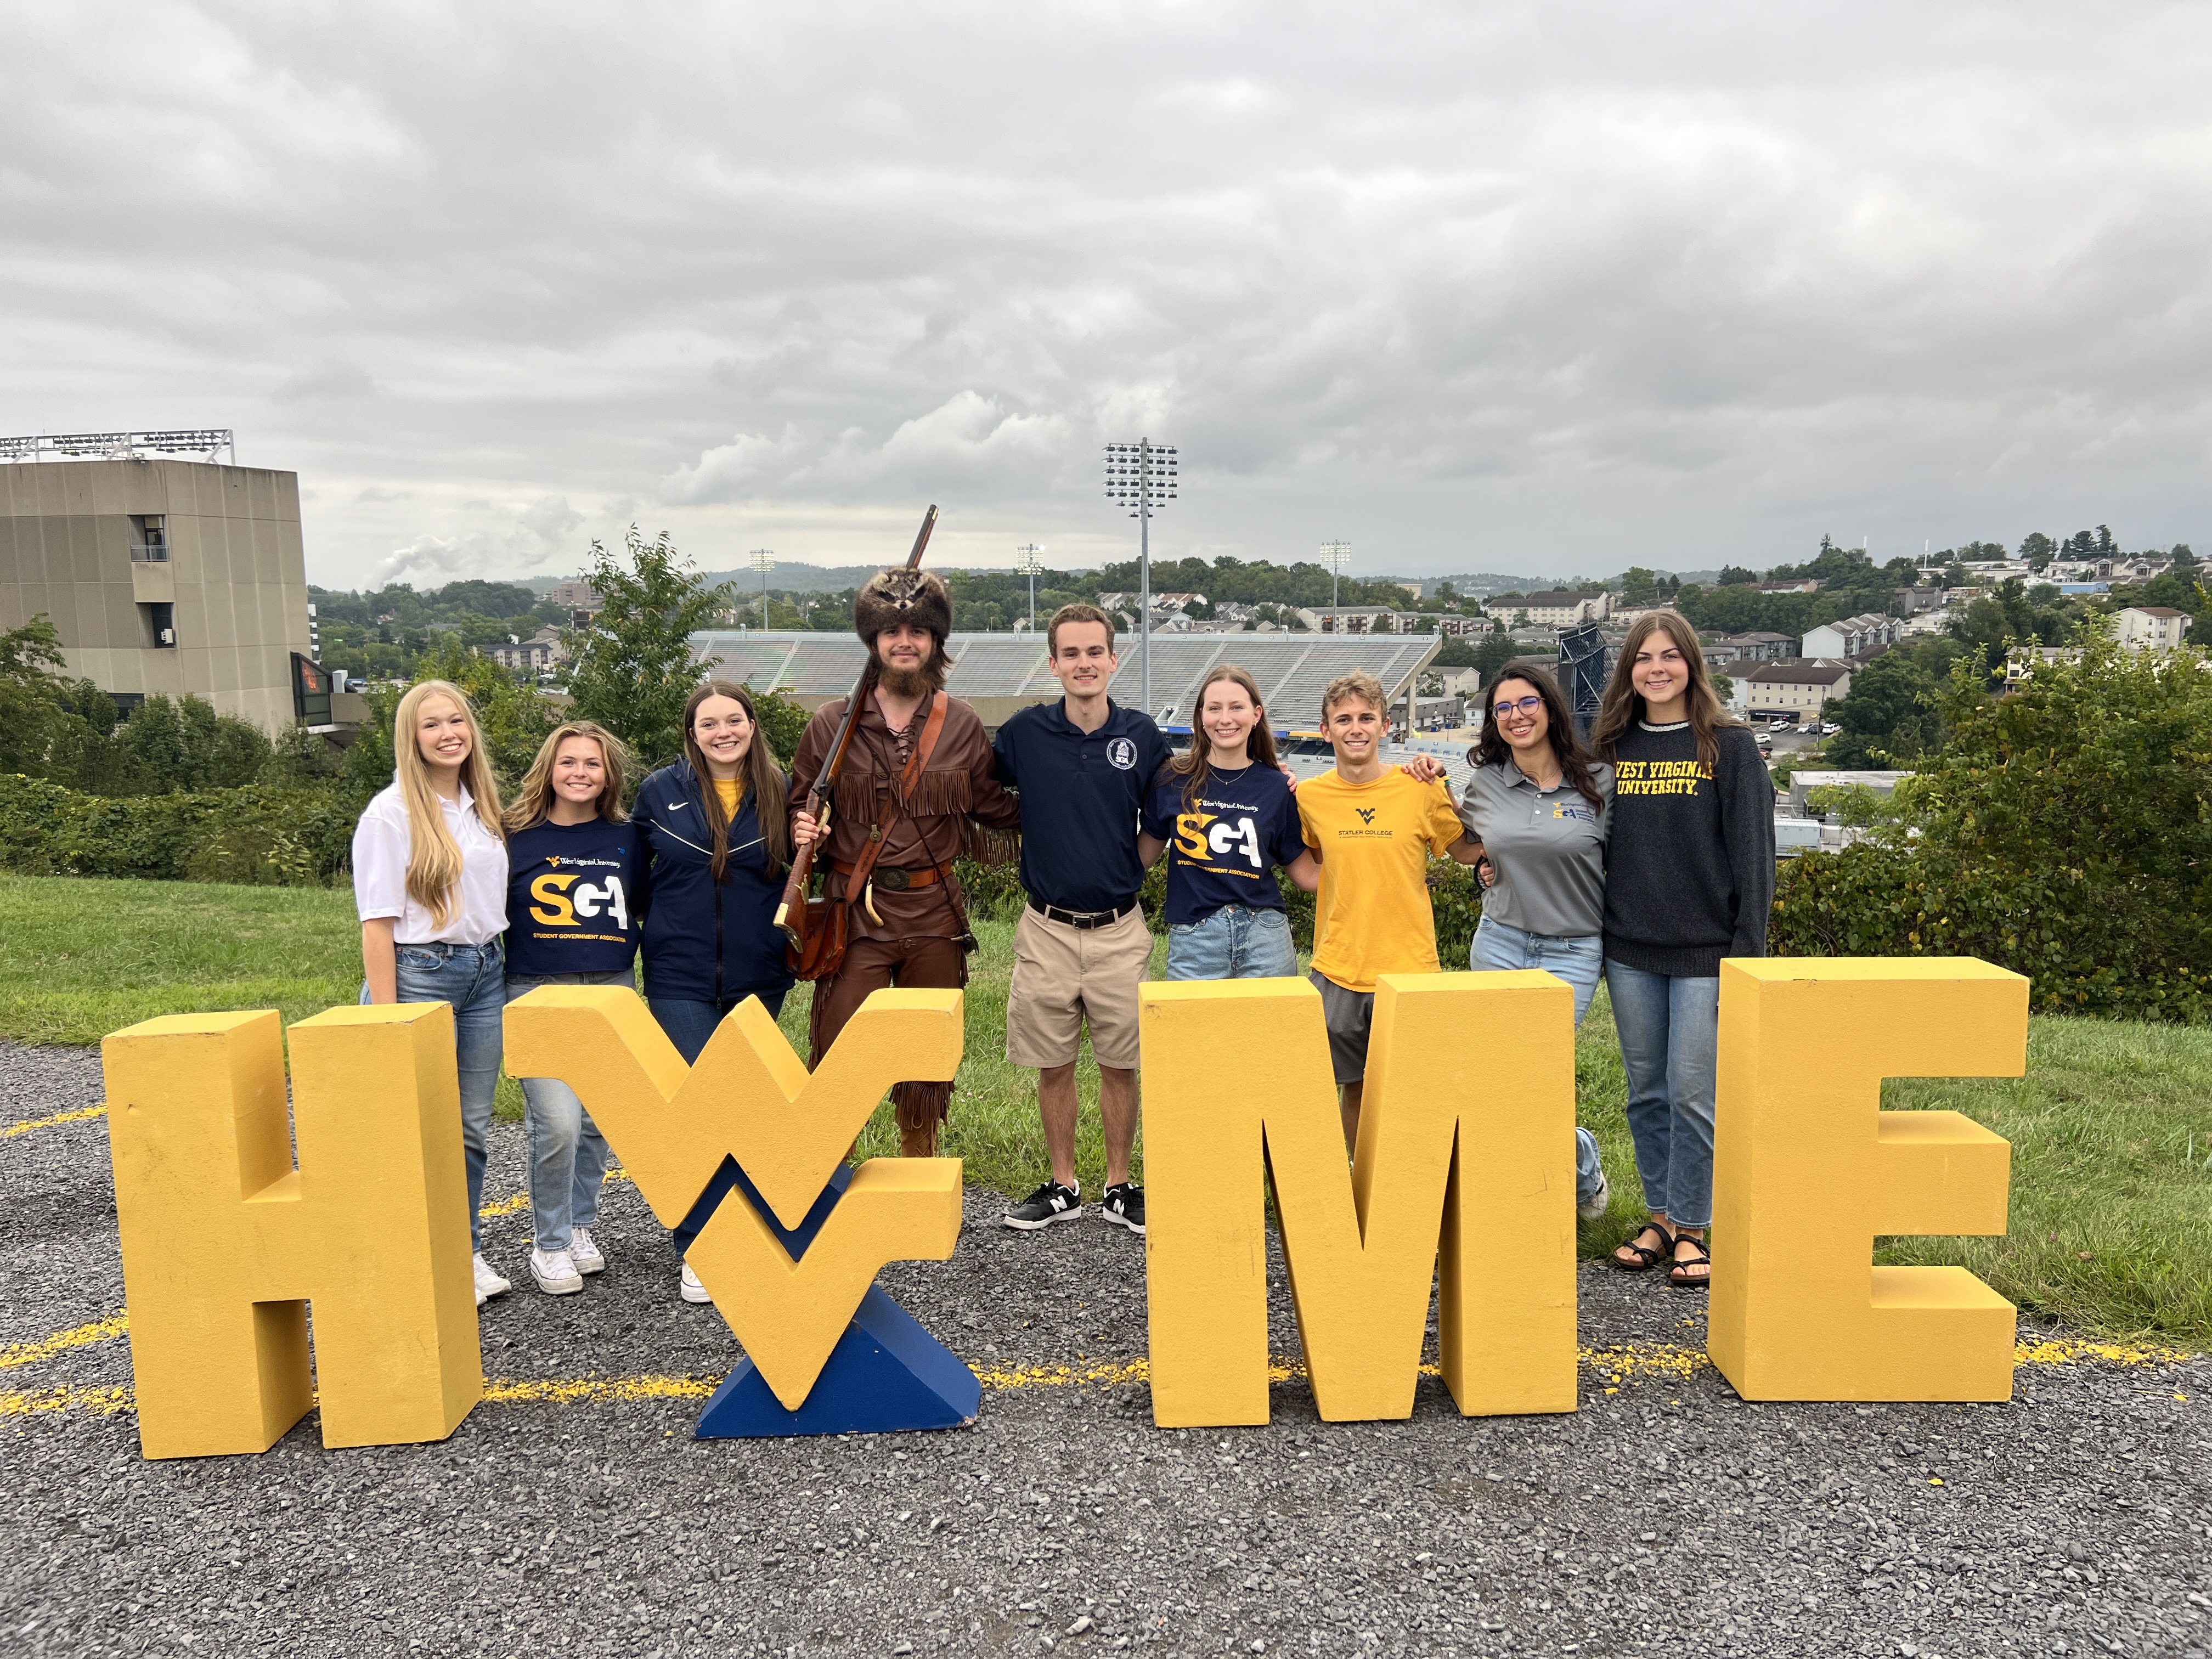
1006 904 1151 1071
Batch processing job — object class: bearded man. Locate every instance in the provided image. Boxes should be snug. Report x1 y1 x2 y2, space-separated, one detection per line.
789 568 1021 1156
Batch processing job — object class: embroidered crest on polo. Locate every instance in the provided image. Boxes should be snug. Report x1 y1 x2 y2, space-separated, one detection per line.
1106 737 1137 770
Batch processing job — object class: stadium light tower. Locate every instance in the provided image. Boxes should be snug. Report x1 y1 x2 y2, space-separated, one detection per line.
1318 541 1352 614
1015 543 1045 636
750 548 774 629
1104 438 1178 719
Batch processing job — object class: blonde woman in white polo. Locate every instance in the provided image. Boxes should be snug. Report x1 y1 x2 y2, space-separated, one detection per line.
352 679 511 1306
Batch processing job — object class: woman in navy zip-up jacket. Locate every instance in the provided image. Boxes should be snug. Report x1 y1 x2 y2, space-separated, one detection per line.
633 680 796 1304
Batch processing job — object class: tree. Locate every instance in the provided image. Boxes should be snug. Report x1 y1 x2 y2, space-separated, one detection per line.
1821 644 1955 768
563 528 733 769
2020 531 2056 573
1715 566 1758 587
1618 566 1659 606
2171 543 2200 578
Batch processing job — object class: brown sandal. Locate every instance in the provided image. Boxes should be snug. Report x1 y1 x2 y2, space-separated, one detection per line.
1668 1233 1712 1290
1611 1222 1674 1272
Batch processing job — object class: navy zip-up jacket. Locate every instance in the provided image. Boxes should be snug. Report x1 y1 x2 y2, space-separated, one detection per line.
633 759 795 1006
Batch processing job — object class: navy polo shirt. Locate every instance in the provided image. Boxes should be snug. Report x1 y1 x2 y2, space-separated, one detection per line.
993 698 1170 912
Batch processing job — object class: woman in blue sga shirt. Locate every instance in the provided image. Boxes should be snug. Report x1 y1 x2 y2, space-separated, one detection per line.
500 720 641 1299
1137 664 1318 980
633 679 795 1305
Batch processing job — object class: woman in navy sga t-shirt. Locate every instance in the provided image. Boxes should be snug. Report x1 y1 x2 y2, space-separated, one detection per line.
500 720 643 1300
1138 664 1318 980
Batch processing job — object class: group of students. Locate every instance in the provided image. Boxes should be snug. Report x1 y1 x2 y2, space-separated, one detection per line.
352 561 1770 1309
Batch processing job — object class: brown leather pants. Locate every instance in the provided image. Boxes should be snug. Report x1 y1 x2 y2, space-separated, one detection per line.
808 933 968 1158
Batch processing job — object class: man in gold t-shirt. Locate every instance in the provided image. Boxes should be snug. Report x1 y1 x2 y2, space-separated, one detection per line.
1296 672 1485 1150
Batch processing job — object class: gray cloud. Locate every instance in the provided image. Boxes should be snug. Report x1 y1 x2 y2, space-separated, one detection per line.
2 2 2207 586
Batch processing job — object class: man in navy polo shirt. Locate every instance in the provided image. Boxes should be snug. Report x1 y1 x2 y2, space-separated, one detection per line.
991 602 1169 1235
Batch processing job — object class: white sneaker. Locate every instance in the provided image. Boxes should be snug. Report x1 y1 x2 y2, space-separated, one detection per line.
1577 1167 1612 1222
531 1248 584 1296
473 1252 512 1306
568 1227 606 1275
679 1262 714 1305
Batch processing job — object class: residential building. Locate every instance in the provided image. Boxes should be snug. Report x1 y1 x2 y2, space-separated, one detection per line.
2115 606 2192 651
1432 666 1481 696
1745 578 1821 594
1432 613 1491 639
0 445 315 732
1211 601 1260 626
1097 590 1205 615
1508 590 1611 625
1611 602 1679 627
1717 630 1796 664
1297 605 1414 635
1741 659 1852 720
483 625 568 675
1802 612 1903 660
548 578 603 611
1895 586 1946 614
2005 645 2080 687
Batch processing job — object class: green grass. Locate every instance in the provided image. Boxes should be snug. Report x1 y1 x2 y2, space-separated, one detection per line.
4 872 2207 1343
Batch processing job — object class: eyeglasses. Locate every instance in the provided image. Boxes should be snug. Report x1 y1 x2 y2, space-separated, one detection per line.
1493 697 1545 718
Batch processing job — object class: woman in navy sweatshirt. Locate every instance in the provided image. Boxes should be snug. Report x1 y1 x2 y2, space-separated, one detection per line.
633 679 794 1304
1590 612 1775 1290
502 720 641 1297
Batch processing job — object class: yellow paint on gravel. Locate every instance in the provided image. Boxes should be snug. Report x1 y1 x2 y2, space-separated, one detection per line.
481 1166 636 1219
0 1310 2194 1422
2 1104 107 1139
0 1313 129 1372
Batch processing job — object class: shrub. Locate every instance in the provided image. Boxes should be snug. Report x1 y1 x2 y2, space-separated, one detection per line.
0 775 356 887
1771 639 2212 1022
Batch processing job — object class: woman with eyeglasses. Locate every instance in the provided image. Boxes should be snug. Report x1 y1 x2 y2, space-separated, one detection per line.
1454 661 1614 1222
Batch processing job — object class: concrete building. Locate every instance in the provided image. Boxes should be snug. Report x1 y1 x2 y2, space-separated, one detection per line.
546 579 603 612
1514 590 1612 626
2115 606 2192 651
1742 659 1852 720
1296 605 1424 635
0 443 314 732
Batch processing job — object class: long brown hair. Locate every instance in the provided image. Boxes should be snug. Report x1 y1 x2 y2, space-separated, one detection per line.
682 681 791 882
391 679 504 928
1167 664 1281 806
1474 661 1606 817
503 721 631 833
1590 611 1741 771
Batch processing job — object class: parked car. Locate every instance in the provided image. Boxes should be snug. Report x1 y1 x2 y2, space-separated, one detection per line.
1754 731 1774 752
1819 721 1840 735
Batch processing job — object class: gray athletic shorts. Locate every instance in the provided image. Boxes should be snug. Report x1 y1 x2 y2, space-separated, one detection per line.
1311 969 1374 1086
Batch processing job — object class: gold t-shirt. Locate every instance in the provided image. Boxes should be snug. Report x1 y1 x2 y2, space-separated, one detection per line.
713 776 745 817
1296 768 1468 992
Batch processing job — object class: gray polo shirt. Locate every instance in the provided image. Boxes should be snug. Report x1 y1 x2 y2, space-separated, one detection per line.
1455 758 1615 939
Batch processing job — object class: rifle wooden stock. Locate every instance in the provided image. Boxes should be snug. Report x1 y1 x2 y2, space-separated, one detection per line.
776 504 939 969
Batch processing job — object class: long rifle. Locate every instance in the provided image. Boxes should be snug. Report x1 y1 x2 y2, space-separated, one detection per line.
774 503 939 945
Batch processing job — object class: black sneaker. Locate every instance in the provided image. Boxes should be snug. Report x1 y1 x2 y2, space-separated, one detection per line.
1002 1180 1082 1231
1099 1182 1146 1235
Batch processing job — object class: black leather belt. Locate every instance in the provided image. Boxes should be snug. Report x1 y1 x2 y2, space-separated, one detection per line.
1028 896 1138 930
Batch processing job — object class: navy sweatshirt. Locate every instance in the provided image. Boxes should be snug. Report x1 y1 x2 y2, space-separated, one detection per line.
505 815 642 977
633 759 794 1005
1600 721 1776 978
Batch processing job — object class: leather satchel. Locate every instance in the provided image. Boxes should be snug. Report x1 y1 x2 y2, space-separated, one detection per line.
785 692 949 981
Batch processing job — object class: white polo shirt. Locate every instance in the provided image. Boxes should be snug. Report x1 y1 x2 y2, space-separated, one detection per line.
351 781 510 946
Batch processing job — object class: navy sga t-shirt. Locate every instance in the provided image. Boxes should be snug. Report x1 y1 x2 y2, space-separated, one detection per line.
504 816 642 977
1141 761 1307 926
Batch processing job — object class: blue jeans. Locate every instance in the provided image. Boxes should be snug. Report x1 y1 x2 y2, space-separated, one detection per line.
649 991 789 1260
1165 905 1298 980
505 972 627 1251
1604 961 1720 1229
365 939 505 1252
1471 916 1607 1210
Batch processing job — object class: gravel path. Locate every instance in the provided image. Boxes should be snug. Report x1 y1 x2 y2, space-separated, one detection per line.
4 1040 2209 1659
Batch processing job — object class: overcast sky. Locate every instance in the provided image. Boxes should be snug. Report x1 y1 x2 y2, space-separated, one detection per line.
4 3 2209 588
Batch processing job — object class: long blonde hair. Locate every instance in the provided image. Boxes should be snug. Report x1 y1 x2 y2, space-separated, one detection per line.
1167 664 1280 808
392 679 504 927
1590 611 1742 771
503 721 631 833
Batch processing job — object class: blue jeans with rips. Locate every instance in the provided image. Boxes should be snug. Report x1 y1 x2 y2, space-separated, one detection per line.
648 990 791 1261
1165 905 1299 980
1602 960 1720 1230
1471 916 1607 1211
504 970 628 1251
365 939 505 1252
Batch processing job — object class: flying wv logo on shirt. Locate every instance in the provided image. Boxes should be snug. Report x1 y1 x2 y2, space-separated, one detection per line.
1355 807 1377 825
1613 760 1712 797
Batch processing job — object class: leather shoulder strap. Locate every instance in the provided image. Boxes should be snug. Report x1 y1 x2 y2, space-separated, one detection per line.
843 692 950 897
